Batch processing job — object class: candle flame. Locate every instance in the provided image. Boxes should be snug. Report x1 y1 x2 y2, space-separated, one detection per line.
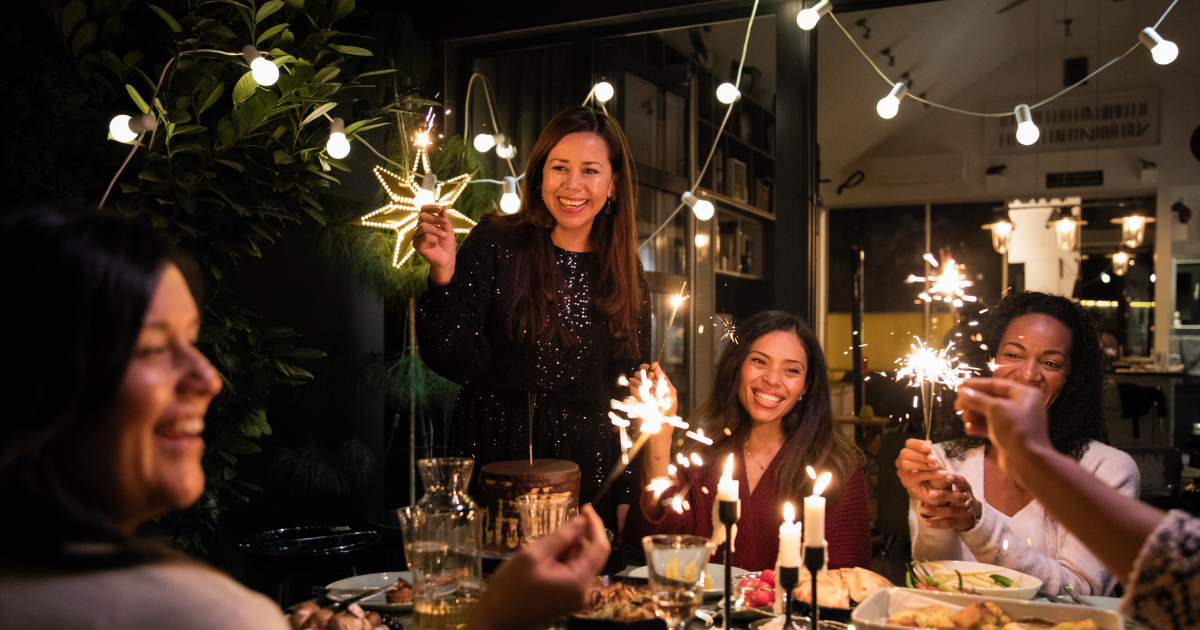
812 472 832 497
806 466 817 480
722 453 735 481
783 501 795 523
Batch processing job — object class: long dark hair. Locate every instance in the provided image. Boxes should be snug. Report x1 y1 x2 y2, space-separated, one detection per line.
701 311 863 503
487 106 642 359
944 291 1107 461
0 206 181 568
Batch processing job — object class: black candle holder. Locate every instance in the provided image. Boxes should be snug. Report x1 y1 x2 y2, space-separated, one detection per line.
718 500 739 630
804 546 825 630
778 565 799 630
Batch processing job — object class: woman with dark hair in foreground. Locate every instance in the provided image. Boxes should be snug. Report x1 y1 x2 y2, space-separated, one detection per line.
897 291 1139 595
0 207 611 630
626 311 870 571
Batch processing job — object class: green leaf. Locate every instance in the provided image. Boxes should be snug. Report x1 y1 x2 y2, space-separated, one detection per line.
216 118 235 145
61 0 86 37
231 71 257 104
272 150 293 164
167 108 191 124
299 101 337 127
312 66 339 83
100 16 123 43
70 22 98 57
254 0 284 24
274 345 327 359
214 157 243 172
225 439 261 454
170 123 206 136
223 466 236 481
122 50 143 67
328 43 371 57
255 22 288 45
351 69 396 80
101 49 123 75
332 0 354 21
125 83 149 113
198 81 225 114
147 4 181 32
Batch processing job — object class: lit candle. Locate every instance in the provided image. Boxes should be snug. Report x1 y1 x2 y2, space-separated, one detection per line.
778 502 801 567
804 472 832 548
717 454 738 502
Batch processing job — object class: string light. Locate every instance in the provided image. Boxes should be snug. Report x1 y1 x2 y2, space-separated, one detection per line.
1139 27 1178 65
593 81 614 103
473 133 495 152
797 0 831 30
241 45 279 86
876 82 908 119
108 113 156 143
681 191 714 221
495 137 517 159
1101 271 1111 284
716 82 741 104
500 175 520 214
1014 104 1039 146
326 117 350 159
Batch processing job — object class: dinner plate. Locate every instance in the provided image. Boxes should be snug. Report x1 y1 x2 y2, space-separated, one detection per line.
911 561 1042 600
628 563 750 597
325 571 413 613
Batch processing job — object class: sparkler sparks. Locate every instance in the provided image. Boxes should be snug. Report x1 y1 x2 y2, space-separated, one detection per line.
657 282 689 364
714 315 738 344
895 337 976 440
907 255 977 307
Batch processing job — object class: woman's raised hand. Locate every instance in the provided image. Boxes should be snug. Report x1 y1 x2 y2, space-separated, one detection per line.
628 362 678 417
916 473 982 532
413 205 457 285
896 439 954 506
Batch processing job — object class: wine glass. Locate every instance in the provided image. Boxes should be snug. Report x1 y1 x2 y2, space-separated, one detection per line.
516 494 576 544
641 535 715 630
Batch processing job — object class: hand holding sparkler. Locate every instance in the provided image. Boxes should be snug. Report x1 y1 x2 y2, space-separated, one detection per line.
894 337 975 440
629 362 678 416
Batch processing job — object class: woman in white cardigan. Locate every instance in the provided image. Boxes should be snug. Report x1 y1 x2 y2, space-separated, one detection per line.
896 291 1139 596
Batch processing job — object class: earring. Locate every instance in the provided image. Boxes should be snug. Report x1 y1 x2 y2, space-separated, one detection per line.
606 191 617 214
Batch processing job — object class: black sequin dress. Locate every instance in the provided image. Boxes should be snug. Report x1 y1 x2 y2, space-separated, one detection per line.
415 220 650 525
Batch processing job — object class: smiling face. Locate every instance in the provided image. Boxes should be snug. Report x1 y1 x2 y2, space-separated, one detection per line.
737 330 809 426
65 264 222 531
540 131 616 250
992 313 1073 408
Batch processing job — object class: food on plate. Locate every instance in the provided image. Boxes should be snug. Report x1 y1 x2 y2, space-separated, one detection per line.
287 602 384 630
759 569 776 588
887 604 957 629
792 567 893 609
738 577 774 607
580 582 656 621
909 562 1023 593
883 601 1099 630
953 602 1011 628
662 557 714 589
386 577 413 604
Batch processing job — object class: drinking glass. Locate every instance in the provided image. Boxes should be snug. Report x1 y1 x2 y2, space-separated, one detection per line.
516 494 575 543
641 535 715 630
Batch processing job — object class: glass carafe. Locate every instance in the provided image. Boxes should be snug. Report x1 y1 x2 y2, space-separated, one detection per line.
411 458 483 630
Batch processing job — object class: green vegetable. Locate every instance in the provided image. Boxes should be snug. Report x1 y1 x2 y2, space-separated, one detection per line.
905 568 914 588
956 570 964 592
989 574 1014 588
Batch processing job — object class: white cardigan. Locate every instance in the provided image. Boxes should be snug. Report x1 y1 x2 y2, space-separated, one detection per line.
909 440 1139 596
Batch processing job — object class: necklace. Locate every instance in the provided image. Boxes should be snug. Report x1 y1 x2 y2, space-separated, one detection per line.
744 446 770 471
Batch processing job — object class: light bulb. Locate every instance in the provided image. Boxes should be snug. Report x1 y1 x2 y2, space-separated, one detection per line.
593 81 614 103
990 220 1013 254
242 46 279 86
1055 217 1078 251
473 133 495 152
1139 27 1178 65
796 0 830 30
496 141 516 159
1151 273 1157 283
108 112 156 143
716 83 741 104
1113 251 1130 276
681 191 714 221
1121 215 1147 248
500 175 520 214
876 82 908 119
415 173 437 209
1014 104 1039 146
1101 272 1111 284
326 117 350 158
695 233 710 248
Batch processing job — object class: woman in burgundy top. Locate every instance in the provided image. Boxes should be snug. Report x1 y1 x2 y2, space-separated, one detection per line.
626 311 871 571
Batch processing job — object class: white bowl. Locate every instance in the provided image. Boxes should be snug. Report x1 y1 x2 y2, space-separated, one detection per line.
911 560 1041 600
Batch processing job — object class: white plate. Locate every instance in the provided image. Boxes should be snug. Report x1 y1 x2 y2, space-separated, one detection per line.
628 563 750 597
912 561 1042 600
325 571 413 613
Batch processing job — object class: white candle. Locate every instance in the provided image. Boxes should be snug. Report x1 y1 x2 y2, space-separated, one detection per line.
717 453 738 502
804 472 832 548
778 502 801 567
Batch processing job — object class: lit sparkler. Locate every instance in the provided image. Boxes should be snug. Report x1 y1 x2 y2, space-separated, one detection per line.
715 315 738 345
895 337 976 440
593 369 684 505
906 255 977 307
657 282 689 364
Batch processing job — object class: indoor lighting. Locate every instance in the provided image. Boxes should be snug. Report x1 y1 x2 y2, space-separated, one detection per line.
695 233 710 248
500 175 520 214
716 82 741 104
473 133 495 152
1151 273 1157 283
1014 104 1039 146
1101 271 1111 284
495 137 517 159
593 81 614 103
1121 215 1147 249
1055 217 1079 251
796 0 831 30
326 118 350 159
241 45 279 86
1113 251 1130 276
989 219 1014 254
1139 27 1178 65
876 82 908 119
414 173 437 209
108 113 156 143
682 191 714 221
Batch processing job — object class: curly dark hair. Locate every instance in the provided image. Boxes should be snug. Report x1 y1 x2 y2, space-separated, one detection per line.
942 291 1108 461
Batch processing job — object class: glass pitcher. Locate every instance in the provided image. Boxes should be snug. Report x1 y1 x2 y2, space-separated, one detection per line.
408 457 483 630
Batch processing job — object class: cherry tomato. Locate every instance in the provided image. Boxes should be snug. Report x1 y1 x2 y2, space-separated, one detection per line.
759 570 776 588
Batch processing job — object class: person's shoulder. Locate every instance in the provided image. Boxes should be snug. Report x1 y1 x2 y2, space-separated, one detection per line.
1080 441 1138 476
131 563 290 629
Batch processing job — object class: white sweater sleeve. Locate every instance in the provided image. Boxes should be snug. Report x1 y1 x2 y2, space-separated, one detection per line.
960 443 1141 596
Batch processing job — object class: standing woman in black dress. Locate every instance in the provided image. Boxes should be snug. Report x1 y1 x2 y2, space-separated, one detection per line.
413 106 650 528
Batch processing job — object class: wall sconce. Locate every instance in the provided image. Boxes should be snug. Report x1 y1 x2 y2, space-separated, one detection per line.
985 219 1014 254
1112 251 1130 276
1109 215 1154 249
1047 207 1083 251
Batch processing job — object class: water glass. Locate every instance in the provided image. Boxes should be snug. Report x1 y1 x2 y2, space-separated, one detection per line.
516 493 575 543
642 535 715 630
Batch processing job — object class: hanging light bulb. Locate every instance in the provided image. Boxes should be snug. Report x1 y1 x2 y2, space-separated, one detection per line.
796 0 831 30
1139 27 1179 65
473 133 495 152
876 82 908 119
414 173 437 209
1014 104 1039 146
1121 215 1147 249
989 219 1014 254
1113 251 1131 276
682 191 714 221
593 81 614 103
495 137 517 159
108 113 157 143
716 82 741 104
1054 217 1079 251
500 175 521 214
241 45 279 86
326 117 350 159
1101 271 1111 284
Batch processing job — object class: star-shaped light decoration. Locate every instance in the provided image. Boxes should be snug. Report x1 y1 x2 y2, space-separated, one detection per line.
360 134 478 268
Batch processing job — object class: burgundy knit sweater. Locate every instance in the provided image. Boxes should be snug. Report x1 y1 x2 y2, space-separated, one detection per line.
625 450 872 572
